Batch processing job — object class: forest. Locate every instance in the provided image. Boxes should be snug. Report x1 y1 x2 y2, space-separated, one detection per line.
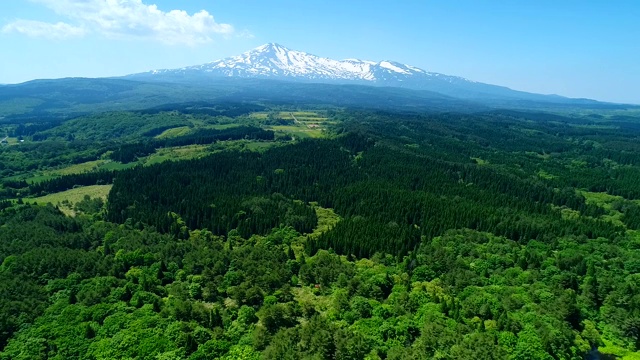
1 103 640 359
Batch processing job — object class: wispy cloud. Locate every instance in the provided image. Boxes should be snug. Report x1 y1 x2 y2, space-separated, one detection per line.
3 0 236 46
236 29 256 40
2 19 85 39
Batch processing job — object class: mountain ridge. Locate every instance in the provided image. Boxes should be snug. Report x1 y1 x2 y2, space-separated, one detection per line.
0 44 634 117
127 43 604 105
136 43 476 86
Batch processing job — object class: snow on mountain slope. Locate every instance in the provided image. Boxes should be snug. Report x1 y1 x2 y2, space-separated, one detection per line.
136 43 582 103
147 43 469 85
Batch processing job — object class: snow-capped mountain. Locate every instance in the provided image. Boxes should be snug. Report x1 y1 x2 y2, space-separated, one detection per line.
143 43 471 86
130 43 590 104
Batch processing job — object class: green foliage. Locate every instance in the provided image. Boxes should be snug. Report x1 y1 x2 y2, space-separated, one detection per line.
1 200 639 359
3 106 640 359
37 111 193 142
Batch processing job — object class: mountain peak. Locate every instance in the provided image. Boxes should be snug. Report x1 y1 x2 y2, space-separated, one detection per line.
132 43 579 104
143 43 471 88
251 43 289 53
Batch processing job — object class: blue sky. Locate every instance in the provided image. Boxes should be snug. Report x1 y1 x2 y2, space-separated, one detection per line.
1 0 638 103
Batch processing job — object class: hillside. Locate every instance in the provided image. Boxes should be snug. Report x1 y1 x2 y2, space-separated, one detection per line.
128 43 621 107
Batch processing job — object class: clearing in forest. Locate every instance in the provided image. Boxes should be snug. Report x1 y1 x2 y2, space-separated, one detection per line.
24 184 112 216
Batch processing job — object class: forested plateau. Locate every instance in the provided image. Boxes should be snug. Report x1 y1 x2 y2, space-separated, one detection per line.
2 103 640 359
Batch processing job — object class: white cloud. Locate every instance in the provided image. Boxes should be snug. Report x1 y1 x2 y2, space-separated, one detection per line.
2 19 85 39
236 29 256 39
6 0 236 45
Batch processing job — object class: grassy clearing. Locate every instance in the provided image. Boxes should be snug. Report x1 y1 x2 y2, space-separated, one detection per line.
268 125 324 139
248 112 269 120
52 160 107 175
580 191 626 228
154 126 192 139
143 145 210 166
248 111 330 138
24 185 112 216
289 205 342 291
0 136 20 146
289 205 340 261
308 206 341 239
142 140 281 166
6 137 21 145
24 160 126 184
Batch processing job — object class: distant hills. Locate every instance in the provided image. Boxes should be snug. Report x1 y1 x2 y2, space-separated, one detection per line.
0 43 637 119
0 78 485 119
127 43 610 107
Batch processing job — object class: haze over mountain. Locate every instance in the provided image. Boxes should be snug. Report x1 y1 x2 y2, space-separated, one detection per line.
128 43 605 105
0 43 633 120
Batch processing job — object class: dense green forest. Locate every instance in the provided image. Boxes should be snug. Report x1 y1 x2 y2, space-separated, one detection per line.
2 103 640 359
